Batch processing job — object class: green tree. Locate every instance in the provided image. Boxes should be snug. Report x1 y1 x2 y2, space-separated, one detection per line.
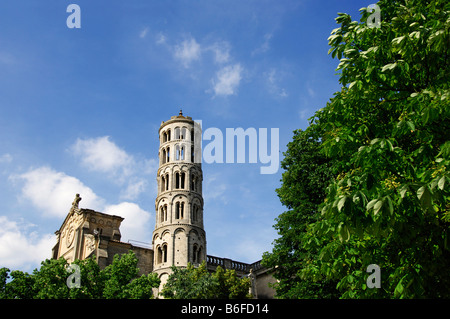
211 265 252 299
262 126 339 298
1 268 36 299
0 268 10 299
102 252 140 298
265 0 450 299
102 251 160 299
32 258 71 299
161 262 215 299
123 271 160 299
161 261 251 299
69 257 106 299
1 251 160 299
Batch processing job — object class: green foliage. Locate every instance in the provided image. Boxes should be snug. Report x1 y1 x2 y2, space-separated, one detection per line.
102 252 140 298
264 0 450 298
212 265 252 299
261 126 340 298
69 257 106 299
3 268 36 299
124 272 160 299
33 258 71 299
0 251 160 299
0 268 8 299
161 261 252 299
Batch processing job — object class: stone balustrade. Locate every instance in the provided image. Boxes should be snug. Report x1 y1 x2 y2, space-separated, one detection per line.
207 255 263 273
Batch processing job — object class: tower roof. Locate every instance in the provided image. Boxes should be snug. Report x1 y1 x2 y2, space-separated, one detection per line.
159 110 193 131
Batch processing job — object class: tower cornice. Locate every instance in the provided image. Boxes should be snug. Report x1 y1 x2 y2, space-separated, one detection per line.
153 223 206 234
157 161 202 175
159 116 194 133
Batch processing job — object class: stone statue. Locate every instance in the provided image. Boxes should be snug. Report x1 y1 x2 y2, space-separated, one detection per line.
71 194 82 212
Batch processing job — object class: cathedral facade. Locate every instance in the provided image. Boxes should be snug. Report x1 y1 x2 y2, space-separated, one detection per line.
51 112 276 298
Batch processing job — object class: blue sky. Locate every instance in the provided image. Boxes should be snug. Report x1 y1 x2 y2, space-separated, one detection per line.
0 0 371 272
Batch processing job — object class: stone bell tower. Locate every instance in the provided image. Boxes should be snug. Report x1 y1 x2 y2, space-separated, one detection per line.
152 110 206 282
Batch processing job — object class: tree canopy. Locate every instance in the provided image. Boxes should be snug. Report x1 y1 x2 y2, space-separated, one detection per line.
161 261 252 299
1 251 160 299
263 0 450 298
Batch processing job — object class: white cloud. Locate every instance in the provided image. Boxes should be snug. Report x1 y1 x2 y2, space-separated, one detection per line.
70 136 157 199
298 109 308 120
104 202 152 243
139 27 149 39
252 32 273 56
71 136 133 177
211 63 243 96
141 158 158 175
10 164 153 248
174 37 201 68
203 174 228 204
151 34 247 98
0 216 55 271
207 41 230 64
120 179 147 200
9 164 153 261
12 166 104 218
265 68 288 98
0 153 13 164
155 32 167 45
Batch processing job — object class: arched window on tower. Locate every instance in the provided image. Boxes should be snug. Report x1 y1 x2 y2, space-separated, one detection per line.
166 147 170 162
193 245 198 263
160 207 164 223
157 246 163 264
181 145 185 160
159 205 167 222
193 176 199 192
192 204 199 222
161 175 165 192
180 172 185 189
191 174 196 191
193 245 202 263
162 244 167 263
175 202 184 219
167 129 171 141
180 202 184 219
175 127 180 139
162 149 166 164
175 172 180 189
175 144 180 160
197 246 202 262
165 173 169 191
180 127 186 139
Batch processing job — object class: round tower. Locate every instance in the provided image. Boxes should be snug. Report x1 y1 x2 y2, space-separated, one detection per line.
152 110 206 281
